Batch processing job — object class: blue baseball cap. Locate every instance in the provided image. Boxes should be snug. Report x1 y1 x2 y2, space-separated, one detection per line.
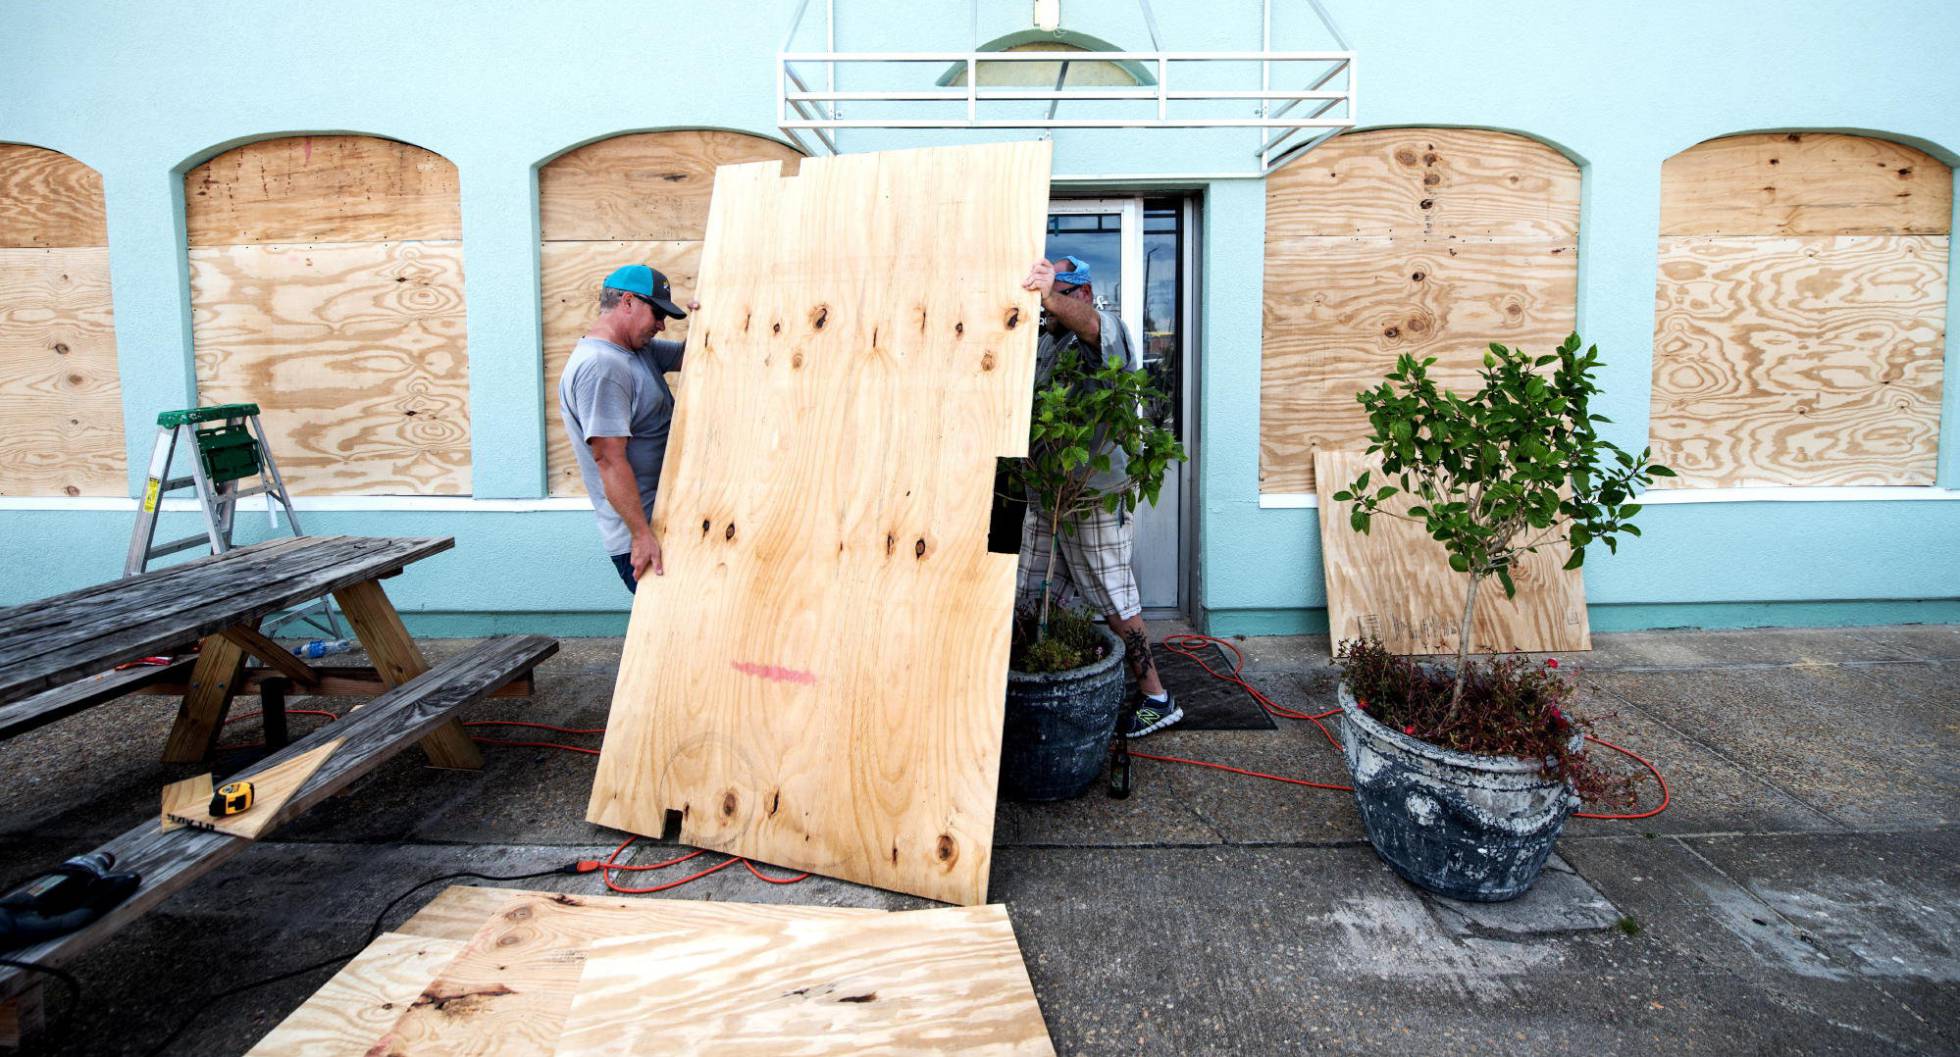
602 264 686 319
1054 255 1091 287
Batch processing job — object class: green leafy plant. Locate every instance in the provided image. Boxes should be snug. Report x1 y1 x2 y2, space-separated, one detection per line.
1334 334 1673 720
1010 605 1107 674
1005 343 1185 643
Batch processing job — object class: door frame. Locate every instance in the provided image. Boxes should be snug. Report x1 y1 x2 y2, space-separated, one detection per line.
1044 192 1202 623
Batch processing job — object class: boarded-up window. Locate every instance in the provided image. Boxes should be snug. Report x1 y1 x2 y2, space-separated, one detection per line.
1653 133 1951 487
538 130 803 496
0 144 124 496
185 135 469 495
1259 129 1580 493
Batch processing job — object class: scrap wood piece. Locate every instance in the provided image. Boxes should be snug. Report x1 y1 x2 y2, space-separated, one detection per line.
244 932 465 1057
1315 450 1591 657
165 739 343 840
558 903 1055 1057
584 140 1053 906
159 772 213 833
372 890 881 1057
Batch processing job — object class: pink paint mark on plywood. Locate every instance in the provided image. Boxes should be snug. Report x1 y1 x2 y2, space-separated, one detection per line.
731 660 818 685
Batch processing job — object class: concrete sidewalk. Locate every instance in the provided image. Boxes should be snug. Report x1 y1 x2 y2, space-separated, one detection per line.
1 623 1954 1055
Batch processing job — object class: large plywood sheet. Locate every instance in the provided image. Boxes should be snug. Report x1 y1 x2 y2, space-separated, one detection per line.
539 239 701 495
1660 133 1953 238
374 890 877 1057
245 933 465 1057
1315 451 1590 657
539 130 803 242
185 136 461 245
558 904 1055 1057
0 246 125 496
0 144 107 248
1260 129 1580 494
584 140 1051 906
1651 234 1947 487
190 240 471 495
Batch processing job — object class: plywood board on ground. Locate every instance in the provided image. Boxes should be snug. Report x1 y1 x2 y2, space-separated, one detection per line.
539 239 701 496
1260 237 1577 494
1660 133 1953 237
1315 451 1590 657
0 144 107 248
1650 234 1948 487
245 933 465 1057
558 903 1054 1057
190 241 470 495
0 246 125 496
373 890 878 1057
392 884 536 942
539 130 804 242
185 136 461 246
584 140 1051 906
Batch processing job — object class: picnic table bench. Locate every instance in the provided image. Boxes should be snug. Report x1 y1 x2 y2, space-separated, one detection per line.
0 537 561 1042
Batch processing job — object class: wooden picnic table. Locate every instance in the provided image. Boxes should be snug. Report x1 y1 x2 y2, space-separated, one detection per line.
0 535 481 767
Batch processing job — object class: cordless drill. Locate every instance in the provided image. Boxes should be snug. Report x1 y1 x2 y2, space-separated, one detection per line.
0 852 141 951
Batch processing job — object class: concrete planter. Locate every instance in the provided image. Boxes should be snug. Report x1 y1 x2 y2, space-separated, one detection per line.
1000 625 1127 802
1337 679 1580 902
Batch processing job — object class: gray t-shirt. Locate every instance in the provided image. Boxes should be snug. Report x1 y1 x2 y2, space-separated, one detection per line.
558 336 684 555
1034 308 1139 493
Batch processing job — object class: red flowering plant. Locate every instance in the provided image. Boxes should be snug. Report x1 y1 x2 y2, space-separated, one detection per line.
1337 638 1635 805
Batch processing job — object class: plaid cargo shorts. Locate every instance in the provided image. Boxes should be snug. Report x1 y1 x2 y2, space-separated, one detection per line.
1015 503 1142 621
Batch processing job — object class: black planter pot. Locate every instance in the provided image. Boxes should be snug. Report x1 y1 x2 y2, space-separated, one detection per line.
1337 680 1579 902
1000 625 1127 802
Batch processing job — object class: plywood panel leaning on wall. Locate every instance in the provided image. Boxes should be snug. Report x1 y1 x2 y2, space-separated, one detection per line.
185 135 470 495
538 130 803 496
1259 129 1581 494
1315 451 1589 656
0 144 125 496
585 140 1052 906
1652 133 1951 487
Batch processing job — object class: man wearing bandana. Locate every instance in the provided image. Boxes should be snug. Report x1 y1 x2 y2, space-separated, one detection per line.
1017 255 1180 737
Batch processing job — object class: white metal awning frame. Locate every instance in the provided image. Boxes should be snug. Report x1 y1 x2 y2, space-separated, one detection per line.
777 0 1357 174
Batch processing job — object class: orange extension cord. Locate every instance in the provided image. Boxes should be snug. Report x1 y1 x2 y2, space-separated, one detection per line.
215 634 1668 894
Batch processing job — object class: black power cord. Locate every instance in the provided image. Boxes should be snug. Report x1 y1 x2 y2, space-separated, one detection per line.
140 861 583 1057
0 957 83 1038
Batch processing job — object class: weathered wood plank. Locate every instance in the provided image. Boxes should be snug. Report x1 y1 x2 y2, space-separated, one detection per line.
0 657 193 741
221 623 323 687
189 240 471 496
0 144 106 248
161 631 249 763
1660 132 1953 237
184 136 461 246
0 536 453 706
144 666 535 701
538 130 803 242
332 578 482 769
0 634 559 1003
1650 234 1948 486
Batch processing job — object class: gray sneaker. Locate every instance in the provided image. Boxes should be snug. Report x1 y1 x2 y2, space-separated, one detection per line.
1122 693 1183 738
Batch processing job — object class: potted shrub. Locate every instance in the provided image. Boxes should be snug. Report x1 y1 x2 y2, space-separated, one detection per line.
999 343 1185 801
1331 334 1671 900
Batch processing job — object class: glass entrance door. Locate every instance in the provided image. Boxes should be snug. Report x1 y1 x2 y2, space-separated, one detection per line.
1044 197 1188 615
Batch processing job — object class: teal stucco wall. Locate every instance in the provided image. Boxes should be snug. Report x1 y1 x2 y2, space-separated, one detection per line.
0 1 1955 636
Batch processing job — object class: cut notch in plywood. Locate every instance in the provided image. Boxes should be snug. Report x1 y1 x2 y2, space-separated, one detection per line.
0 144 124 498
539 131 803 497
559 903 1055 1057
1260 129 1581 494
584 140 1051 906
1315 450 1590 657
1652 133 1952 489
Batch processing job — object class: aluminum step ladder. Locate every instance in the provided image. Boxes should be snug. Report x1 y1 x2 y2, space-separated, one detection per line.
125 403 341 637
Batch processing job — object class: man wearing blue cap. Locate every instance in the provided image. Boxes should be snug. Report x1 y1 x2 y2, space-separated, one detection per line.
558 264 693 592
1019 255 1179 737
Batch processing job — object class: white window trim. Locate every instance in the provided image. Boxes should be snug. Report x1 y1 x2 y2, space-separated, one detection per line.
1257 486 1960 510
0 496 597 513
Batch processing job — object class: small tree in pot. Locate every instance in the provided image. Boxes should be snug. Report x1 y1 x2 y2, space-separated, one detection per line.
1331 333 1670 899
998 343 1184 801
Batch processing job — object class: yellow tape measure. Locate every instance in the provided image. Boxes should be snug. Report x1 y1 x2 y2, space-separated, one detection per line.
209 780 255 818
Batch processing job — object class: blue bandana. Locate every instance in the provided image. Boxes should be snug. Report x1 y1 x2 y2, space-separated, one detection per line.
1054 255 1091 286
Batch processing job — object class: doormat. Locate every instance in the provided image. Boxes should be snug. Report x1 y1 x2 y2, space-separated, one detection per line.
1152 645 1279 731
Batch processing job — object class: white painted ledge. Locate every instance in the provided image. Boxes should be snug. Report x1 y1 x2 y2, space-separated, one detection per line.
0 496 597 513
1257 486 1960 510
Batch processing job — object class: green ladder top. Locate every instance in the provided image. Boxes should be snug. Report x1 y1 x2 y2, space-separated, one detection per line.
156 403 262 428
